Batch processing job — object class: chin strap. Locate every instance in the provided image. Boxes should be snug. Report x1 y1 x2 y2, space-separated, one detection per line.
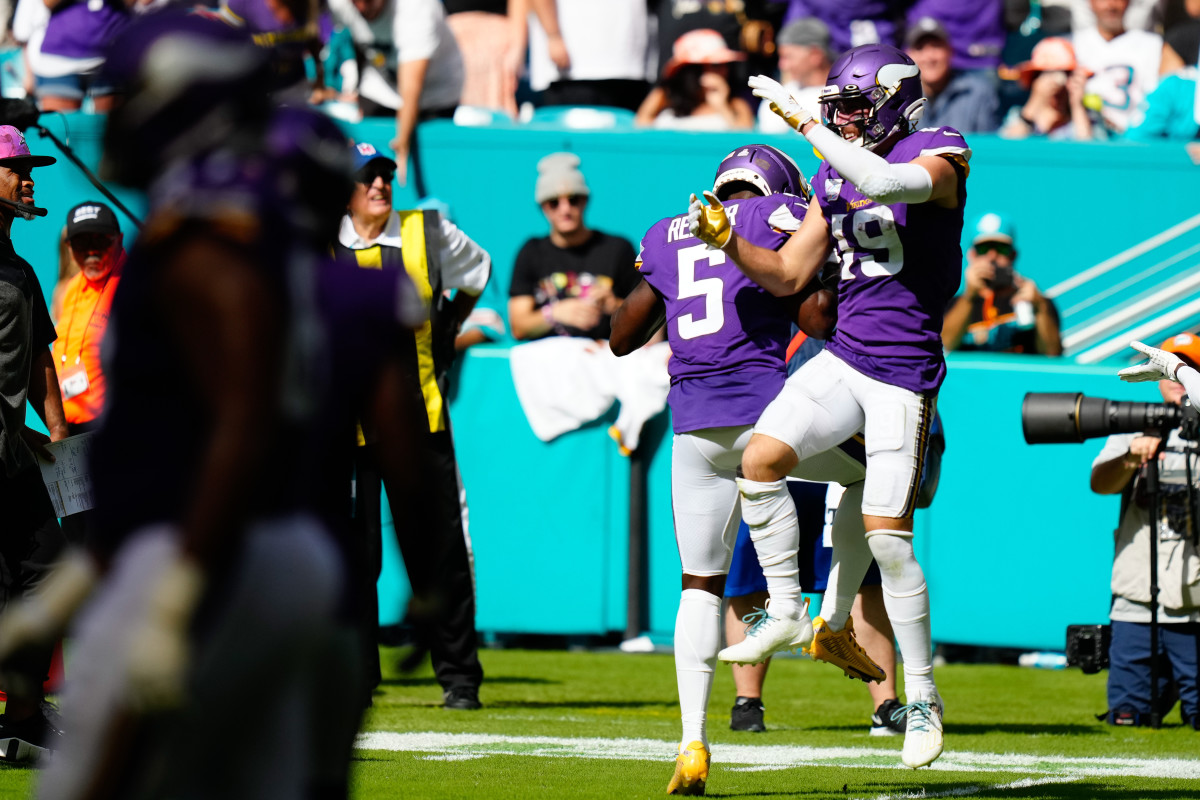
804 123 933 206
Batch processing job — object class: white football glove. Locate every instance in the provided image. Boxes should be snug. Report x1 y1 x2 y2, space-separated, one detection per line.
687 191 731 249
748 74 813 132
1118 341 1184 383
124 554 205 712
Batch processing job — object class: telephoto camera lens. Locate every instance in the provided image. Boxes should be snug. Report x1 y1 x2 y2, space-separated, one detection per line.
1022 393 1183 444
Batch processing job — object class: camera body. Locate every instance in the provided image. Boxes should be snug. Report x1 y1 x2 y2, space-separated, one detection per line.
985 263 1014 289
1066 624 1110 674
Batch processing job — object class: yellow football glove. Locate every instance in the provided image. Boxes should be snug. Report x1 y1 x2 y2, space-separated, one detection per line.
748 74 814 132
687 191 732 249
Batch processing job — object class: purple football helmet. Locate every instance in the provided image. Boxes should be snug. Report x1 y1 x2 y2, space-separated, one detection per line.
101 11 271 188
712 144 810 201
818 44 925 152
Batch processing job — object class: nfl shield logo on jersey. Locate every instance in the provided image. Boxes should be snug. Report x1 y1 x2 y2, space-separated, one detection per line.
824 178 843 203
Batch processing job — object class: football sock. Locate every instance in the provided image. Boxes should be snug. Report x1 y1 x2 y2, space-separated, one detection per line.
675 588 721 747
866 530 934 693
736 478 802 619
822 482 871 632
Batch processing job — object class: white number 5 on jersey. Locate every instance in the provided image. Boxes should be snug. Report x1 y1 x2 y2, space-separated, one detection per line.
676 243 725 339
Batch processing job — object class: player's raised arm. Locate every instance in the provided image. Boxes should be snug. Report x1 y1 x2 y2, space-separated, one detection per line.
750 73 961 208
688 191 831 297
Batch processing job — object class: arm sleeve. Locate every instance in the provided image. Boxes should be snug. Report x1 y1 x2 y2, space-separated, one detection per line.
437 217 490 296
1093 433 1135 469
803 123 933 205
24 264 55 348
394 0 441 63
1178 364 1200 403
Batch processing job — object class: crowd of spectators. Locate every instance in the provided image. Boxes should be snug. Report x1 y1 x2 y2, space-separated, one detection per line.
0 0 1195 143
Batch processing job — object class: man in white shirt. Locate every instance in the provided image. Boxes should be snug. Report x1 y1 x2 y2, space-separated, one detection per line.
756 18 831 134
526 0 654 110
336 141 491 712
327 0 463 186
1072 0 1162 134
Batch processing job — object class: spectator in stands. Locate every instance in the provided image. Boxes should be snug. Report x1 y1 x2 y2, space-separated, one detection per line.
30 0 129 112
634 29 755 130
443 1 523 118
52 201 122 543
326 0 463 187
508 153 638 341
654 0 777 86
757 17 832 134
999 37 1102 140
526 0 653 111
1092 331 1200 729
776 0 908 53
1162 0 1200 72
904 16 1000 132
906 0 1006 75
1071 0 1165 33
336 141 491 711
1125 64 1200 140
942 212 1063 355
1073 0 1162 134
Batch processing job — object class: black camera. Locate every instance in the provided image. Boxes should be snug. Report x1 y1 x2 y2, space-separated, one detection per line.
1066 624 1110 674
985 263 1013 289
1021 393 1199 444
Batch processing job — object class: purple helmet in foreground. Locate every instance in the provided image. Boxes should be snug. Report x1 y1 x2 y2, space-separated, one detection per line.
712 144 810 201
819 44 925 152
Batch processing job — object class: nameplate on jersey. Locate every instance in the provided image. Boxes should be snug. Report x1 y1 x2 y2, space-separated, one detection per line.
666 204 741 244
59 364 89 400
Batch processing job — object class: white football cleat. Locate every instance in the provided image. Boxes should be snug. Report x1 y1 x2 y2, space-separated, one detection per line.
717 599 813 666
900 688 944 769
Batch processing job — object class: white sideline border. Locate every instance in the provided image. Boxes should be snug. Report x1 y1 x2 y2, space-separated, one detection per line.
357 731 1200 780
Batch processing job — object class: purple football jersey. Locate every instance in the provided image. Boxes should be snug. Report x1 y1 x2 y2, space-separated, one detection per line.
817 126 970 395
637 194 808 433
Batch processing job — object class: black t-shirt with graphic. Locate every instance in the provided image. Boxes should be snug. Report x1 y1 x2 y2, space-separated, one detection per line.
509 230 639 340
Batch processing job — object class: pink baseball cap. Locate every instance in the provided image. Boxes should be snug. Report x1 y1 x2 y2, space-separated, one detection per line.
0 126 56 170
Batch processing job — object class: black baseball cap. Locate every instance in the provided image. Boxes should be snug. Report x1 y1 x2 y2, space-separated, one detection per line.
66 201 120 238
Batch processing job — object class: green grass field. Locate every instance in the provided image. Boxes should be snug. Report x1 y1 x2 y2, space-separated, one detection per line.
3 645 1197 798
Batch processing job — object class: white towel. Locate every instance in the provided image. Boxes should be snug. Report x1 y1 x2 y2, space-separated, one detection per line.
509 338 670 454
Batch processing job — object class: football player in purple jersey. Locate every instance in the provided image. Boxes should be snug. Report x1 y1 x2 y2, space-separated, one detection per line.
689 43 971 769
612 144 881 795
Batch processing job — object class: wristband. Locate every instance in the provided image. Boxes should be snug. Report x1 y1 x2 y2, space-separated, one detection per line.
541 303 556 326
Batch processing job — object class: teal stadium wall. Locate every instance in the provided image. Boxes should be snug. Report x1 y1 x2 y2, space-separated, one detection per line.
22 115 1195 651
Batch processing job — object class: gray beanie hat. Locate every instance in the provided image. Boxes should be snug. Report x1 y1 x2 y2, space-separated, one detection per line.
535 152 589 204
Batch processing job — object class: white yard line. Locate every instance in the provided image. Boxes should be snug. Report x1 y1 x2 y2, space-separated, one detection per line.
357 731 1200 780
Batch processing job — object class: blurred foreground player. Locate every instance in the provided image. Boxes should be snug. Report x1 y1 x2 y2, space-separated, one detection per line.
612 144 879 795
690 44 971 768
6 15 352 800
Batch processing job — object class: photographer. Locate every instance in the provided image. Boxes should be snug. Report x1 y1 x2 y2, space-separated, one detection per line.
942 213 1062 355
1092 332 1200 728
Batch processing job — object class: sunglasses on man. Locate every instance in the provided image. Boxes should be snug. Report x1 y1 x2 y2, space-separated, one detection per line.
975 241 1015 259
542 194 586 210
356 165 396 186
